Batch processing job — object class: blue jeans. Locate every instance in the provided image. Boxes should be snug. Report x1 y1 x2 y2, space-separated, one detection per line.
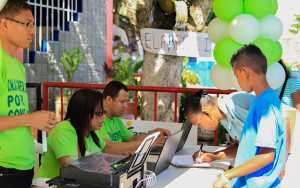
0 166 34 188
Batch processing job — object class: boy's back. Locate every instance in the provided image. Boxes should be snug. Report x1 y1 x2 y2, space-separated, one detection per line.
232 89 286 188
212 44 287 188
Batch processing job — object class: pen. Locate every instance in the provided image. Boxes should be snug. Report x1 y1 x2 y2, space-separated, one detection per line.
197 143 204 162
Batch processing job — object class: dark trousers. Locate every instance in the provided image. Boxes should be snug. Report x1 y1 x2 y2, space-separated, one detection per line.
0 166 34 188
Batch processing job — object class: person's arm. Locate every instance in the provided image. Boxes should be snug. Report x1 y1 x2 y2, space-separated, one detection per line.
193 144 238 163
132 128 171 141
291 90 300 111
58 156 76 167
213 148 275 188
102 138 142 155
0 110 56 132
103 136 167 155
48 121 78 169
225 148 274 178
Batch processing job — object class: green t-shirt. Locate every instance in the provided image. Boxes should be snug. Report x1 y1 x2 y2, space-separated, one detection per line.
35 120 106 178
97 117 133 142
0 48 33 170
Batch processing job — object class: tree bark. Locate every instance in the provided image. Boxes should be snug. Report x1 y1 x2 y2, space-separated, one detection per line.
141 53 184 121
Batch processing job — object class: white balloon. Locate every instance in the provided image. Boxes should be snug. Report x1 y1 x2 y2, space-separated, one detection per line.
229 14 260 44
259 15 283 41
207 18 229 44
0 0 7 12
266 62 286 89
210 64 233 90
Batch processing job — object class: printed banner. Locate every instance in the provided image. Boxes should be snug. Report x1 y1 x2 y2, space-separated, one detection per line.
140 28 213 58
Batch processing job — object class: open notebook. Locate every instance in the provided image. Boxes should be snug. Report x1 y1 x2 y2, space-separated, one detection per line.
171 155 235 171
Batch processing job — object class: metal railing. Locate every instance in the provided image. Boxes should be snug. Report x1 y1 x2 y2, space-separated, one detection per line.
43 82 236 144
26 83 42 143
26 83 42 111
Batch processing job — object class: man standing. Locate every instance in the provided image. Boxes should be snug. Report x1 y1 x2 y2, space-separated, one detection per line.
213 44 285 188
0 1 56 187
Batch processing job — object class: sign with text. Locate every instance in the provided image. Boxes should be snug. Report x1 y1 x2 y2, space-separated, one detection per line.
140 28 213 58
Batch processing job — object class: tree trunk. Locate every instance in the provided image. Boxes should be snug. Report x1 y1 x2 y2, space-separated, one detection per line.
125 0 212 121
141 52 184 121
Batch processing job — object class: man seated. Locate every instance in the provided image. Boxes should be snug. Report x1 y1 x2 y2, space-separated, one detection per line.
99 80 170 155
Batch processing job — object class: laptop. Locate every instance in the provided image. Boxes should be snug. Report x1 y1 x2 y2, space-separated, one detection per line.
176 120 193 152
150 120 193 155
147 130 183 175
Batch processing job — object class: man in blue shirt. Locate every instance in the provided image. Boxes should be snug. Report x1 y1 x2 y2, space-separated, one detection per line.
213 44 286 188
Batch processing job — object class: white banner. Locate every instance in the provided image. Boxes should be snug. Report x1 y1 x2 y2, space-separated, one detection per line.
140 28 213 58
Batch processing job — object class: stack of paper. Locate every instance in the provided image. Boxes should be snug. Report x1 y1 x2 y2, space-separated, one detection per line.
171 155 235 171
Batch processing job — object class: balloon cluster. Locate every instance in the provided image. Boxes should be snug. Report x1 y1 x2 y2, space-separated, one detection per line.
208 0 284 90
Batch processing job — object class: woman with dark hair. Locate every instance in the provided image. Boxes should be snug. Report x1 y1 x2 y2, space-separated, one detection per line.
185 89 255 162
35 89 106 179
275 60 300 111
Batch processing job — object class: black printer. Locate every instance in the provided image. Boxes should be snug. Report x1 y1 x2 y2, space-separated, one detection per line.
48 132 158 188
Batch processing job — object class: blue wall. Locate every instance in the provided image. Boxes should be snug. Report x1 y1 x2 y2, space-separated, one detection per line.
187 57 214 87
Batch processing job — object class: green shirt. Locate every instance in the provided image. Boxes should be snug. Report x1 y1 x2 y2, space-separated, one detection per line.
0 48 33 170
97 117 133 142
36 120 106 178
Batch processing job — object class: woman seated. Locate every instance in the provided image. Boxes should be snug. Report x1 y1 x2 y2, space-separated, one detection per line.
35 89 106 179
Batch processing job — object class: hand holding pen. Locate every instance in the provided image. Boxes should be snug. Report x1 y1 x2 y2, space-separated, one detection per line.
196 143 204 163
193 143 220 163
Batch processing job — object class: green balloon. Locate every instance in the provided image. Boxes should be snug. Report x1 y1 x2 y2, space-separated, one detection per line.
254 38 281 66
213 38 243 68
213 0 244 22
244 0 276 19
274 41 283 62
270 0 278 15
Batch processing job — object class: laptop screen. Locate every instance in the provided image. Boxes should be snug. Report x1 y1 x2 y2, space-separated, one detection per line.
152 130 183 174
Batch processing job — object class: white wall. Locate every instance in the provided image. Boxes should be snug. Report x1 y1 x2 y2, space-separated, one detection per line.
277 0 300 66
25 0 107 111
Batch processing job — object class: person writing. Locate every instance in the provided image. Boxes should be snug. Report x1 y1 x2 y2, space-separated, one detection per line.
185 90 255 163
212 44 286 187
35 89 107 179
97 80 171 154
0 1 56 187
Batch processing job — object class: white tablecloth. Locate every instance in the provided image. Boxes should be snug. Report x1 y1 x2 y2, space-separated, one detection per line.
154 145 225 188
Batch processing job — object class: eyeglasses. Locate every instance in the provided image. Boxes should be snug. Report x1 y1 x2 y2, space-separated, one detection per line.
94 111 104 117
6 18 35 29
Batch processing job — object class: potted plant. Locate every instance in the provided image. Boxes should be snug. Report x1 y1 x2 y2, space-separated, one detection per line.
109 42 143 99
104 42 143 118
61 47 85 83
55 47 85 120
112 57 143 88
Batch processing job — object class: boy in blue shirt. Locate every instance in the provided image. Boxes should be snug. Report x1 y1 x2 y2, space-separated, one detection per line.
213 44 286 188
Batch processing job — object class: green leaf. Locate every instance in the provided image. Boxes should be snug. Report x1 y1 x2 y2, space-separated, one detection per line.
60 47 85 82
133 61 143 73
